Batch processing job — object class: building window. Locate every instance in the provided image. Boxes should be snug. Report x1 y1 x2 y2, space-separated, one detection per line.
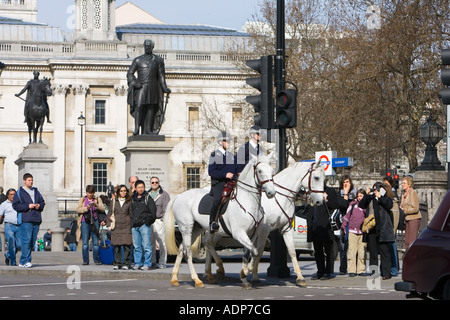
93 163 107 193
186 166 201 190
95 100 106 124
188 105 199 131
232 107 242 130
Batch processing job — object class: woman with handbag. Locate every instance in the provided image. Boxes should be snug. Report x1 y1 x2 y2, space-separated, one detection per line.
400 176 420 250
103 185 133 270
76 185 105 265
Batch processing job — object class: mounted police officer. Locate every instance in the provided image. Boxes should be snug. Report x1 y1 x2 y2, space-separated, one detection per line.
208 131 238 233
236 125 264 174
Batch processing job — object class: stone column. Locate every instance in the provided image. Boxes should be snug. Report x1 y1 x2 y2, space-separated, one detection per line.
52 84 69 191
73 85 89 196
114 84 128 184
413 170 448 223
15 143 65 251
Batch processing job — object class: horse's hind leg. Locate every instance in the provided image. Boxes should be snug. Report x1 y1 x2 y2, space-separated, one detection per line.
180 227 204 288
170 244 184 287
187 247 204 288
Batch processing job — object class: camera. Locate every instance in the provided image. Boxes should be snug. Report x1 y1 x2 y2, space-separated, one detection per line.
370 182 386 197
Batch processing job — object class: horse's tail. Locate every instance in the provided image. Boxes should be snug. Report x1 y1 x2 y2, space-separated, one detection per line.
164 193 203 257
164 195 179 255
190 234 202 258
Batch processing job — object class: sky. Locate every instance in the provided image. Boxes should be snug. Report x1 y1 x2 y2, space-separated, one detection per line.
36 0 262 32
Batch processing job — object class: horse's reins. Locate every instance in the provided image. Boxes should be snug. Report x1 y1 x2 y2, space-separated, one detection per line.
228 162 274 238
272 162 323 232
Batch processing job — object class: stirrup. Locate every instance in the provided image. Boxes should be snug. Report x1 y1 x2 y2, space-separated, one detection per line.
210 222 219 233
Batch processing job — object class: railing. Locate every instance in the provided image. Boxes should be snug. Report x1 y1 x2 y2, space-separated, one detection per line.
57 197 79 215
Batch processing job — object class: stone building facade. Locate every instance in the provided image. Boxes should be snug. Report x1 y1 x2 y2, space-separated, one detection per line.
0 0 252 203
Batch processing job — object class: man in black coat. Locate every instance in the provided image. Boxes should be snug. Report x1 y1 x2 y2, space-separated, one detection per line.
131 180 157 270
306 185 350 279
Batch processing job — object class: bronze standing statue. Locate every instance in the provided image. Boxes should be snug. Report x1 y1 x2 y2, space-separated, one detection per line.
127 39 171 136
16 71 53 144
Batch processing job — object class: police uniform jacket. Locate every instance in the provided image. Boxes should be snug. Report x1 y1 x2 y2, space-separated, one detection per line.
236 141 263 174
208 149 238 184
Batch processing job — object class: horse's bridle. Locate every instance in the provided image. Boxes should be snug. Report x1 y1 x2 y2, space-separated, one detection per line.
273 162 324 232
229 162 274 237
301 162 324 196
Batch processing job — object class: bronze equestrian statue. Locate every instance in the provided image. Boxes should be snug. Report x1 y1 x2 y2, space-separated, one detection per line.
16 71 53 144
127 39 171 136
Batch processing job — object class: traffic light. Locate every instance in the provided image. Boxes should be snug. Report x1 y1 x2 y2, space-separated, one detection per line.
245 56 275 129
439 49 450 105
384 169 399 190
393 172 400 190
276 89 297 128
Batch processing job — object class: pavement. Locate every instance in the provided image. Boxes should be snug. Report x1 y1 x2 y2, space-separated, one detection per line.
0 250 402 290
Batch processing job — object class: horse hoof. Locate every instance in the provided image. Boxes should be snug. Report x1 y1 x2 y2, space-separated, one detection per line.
242 282 252 290
216 270 225 280
206 277 217 284
296 279 307 287
170 280 180 287
195 280 205 288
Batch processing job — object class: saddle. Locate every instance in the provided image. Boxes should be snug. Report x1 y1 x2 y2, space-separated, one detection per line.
198 180 236 215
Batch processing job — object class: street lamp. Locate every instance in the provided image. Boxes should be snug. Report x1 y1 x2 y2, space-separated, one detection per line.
78 112 86 197
417 113 445 171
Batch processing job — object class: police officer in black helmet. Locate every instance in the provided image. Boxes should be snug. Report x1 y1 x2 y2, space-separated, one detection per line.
236 125 264 174
208 131 238 233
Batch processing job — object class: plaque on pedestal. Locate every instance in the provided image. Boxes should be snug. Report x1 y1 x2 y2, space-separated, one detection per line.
15 143 63 251
121 135 175 192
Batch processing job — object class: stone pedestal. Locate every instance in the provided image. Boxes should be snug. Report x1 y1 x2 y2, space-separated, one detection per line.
121 135 176 192
413 170 448 223
15 143 64 251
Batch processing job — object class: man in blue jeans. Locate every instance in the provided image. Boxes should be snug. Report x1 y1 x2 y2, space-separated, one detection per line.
131 180 156 270
0 188 21 266
12 173 45 268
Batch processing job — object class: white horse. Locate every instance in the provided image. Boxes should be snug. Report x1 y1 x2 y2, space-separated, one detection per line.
202 161 325 287
246 161 326 287
165 157 276 288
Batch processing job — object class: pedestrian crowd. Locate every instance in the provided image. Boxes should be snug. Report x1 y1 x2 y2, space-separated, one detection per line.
302 173 420 281
0 174 171 270
74 175 170 270
0 128 422 278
